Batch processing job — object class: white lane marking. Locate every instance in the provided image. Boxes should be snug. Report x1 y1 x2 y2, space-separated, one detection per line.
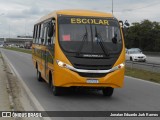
125 76 160 86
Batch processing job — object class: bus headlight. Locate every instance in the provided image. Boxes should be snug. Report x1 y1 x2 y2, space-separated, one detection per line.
56 60 67 68
56 60 125 73
118 63 125 69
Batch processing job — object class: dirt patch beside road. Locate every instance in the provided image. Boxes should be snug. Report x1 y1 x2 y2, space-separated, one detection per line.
0 51 41 120
4 60 24 111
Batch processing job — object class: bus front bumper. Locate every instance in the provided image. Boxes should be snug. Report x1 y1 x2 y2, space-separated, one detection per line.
53 65 125 88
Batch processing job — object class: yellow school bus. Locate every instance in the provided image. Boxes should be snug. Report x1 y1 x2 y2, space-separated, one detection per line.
32 10 125 96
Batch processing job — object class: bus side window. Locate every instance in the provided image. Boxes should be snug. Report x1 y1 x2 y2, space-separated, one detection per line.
34 25 38 43
48 20 56 45
47 22 54 45
39 23 44 44
33 26 36 43
52 22 56 44
36 24 41 44
35 25 38 44
38 24 41 44
41 23 47 45
43 26 48 45
41 24 45 44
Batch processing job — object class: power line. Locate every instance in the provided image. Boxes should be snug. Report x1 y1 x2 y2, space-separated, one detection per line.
122 1 160 12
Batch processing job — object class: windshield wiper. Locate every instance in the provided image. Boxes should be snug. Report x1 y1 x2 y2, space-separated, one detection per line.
76 26 88 56
95 26 110 56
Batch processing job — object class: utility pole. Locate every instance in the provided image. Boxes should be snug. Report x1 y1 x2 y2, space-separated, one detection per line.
25 20 26 37
0 13 5 38
9 24 10 39
112 0 114 15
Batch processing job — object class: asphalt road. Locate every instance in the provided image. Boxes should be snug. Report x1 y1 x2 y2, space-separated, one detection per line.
1 48 160 120
126 55 160 64
125 55 160 73
146 56 160 64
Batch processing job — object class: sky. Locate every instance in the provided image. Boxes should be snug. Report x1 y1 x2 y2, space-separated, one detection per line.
0 0 160 38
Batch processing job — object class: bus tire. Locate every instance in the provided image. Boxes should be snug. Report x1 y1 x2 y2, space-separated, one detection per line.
52 86 62 96
102 87 114 97
49 73 62 96
130 57 133 61
37 70 43 82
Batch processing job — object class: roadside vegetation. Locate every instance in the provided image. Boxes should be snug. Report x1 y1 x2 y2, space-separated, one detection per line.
125 20 160 52
0 52 2 58
2 47 160 84
125 67 160 83
4 47 32 54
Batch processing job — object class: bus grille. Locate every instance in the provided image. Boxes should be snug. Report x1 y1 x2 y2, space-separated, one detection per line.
74 64 111 70
77 73 107 78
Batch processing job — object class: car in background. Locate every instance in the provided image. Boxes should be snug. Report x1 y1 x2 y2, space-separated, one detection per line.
129 48 142 52
24 41 32 49
19 44 24 48
126 48 146 62
0 44 4 48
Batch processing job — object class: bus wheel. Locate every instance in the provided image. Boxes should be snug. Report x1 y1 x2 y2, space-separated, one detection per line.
52 86 62 96
102 87 114 97
49 74 62 96
37 70 43 82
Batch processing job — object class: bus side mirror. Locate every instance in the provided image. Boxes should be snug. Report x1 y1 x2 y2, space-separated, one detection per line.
124 20 130 27
119 21 123 27
119 20 130 27
48 24 54 38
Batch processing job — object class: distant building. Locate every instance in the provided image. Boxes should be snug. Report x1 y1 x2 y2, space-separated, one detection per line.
0 38 4 44
17 35 32 38
0 37 33 45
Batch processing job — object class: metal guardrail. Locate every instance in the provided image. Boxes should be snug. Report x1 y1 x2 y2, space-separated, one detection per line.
125 60 160 73
143 52 160 57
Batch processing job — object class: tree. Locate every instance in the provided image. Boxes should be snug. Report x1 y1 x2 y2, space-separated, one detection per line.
125 20 160 52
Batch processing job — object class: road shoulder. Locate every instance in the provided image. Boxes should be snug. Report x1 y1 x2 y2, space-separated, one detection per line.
0 50 43 120
1 50 51 120
0 52 13 120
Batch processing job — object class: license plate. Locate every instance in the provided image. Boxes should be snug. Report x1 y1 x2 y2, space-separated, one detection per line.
87 79 99 83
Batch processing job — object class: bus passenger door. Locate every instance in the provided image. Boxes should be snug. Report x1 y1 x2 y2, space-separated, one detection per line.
44 51 49 81
45 20 55 82
45 49 54 82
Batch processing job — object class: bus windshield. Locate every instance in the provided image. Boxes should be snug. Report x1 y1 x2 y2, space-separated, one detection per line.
58 16 122 55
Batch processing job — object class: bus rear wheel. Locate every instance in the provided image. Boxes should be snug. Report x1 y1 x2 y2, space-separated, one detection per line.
102 87 114 97
37 70 43 82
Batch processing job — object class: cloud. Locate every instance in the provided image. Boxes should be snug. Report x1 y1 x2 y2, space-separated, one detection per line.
5 6 50 19
0 0 160 38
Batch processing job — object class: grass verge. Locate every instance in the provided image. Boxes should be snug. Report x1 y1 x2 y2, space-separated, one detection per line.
125 67 160 83
4 47 32 54
2 47 160 84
